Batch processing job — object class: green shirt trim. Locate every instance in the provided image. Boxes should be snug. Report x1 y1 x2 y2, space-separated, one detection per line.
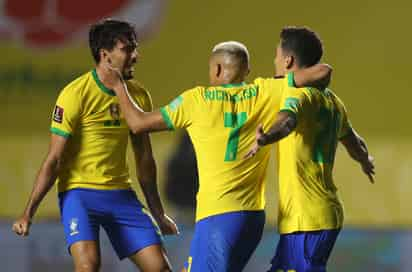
220 82 246 88
50 127 71 138
92 69 116 96
287 72 295 87
159 107 175 130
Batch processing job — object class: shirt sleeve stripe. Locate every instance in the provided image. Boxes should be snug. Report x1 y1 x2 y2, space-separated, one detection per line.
159 107 175 130
50 127 71 138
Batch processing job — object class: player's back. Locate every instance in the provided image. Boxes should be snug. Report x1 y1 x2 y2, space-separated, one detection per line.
160 78 289 221
276 86 351 233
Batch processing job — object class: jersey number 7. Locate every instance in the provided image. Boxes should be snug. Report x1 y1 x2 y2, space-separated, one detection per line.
224 112 247 161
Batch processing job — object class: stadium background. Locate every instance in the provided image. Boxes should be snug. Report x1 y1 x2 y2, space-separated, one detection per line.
0 0 410 271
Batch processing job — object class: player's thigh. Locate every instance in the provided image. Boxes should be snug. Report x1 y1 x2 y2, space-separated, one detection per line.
128 244 171 272
58 189 101 254
230 211 265 270
303 229 340 271
268 229 340 272
186 211 265 272
70 240 101 272
268 232 305 272
101 190 163 260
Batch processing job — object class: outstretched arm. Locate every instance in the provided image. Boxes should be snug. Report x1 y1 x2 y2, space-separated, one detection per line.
292 63 332 89
12 134 68 236
340 128 375 183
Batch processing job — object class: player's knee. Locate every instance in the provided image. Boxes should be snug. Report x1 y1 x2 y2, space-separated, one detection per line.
74 259 100 272
140 262 171 272
149 263 171 272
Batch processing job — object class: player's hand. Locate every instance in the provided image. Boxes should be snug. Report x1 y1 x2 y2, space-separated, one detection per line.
361 155 375 184
12 215 32 237
156 214 179 236
244 124 265 159
103 63 125 91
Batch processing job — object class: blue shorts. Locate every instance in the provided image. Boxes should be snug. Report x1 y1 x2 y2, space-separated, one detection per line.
185 210 265 272
58 188 162 259
268 229 340 272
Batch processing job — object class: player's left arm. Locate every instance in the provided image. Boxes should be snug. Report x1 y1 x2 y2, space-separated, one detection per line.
244 111 296 158
245 88 303 158
130 132 178 235
258 111 297 145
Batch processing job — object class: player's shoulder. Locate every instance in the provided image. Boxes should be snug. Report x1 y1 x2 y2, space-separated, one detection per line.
252 77 288 99
181 85 206 98
58 70 92 99
325 88 345 105
126 79 151 97
253 76 286 87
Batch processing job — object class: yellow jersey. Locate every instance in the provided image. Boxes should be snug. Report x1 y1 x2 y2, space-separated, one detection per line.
160 77 292 221
50 69 153 192
277 86 352 233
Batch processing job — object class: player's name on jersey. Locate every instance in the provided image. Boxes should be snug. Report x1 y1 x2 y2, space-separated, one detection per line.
203 87 258 102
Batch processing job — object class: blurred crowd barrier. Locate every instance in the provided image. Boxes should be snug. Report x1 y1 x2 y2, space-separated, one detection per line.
0 222 410 272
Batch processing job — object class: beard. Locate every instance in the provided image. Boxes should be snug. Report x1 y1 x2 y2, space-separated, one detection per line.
122 62 135 80
123 71 133 80
122 67 134 80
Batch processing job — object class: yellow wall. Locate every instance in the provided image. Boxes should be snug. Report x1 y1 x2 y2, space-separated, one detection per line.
1 0 411 227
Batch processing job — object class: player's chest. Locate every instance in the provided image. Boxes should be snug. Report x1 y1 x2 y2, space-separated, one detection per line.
79 96 128 132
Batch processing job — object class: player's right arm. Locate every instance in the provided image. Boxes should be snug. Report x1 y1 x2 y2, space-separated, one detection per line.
13 84 81 237
291 63 333 89
12 134 69 236
340 129 375 183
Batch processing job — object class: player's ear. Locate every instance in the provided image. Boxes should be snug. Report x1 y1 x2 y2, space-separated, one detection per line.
285 55 294 69
100 49 111 64
216 64 222 78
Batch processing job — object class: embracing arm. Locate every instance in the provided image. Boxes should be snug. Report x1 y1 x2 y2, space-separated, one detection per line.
12 134 68 236
340 128 375 183
292 63 332 89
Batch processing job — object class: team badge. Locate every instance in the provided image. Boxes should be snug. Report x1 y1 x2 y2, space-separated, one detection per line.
69 218 79 236
53 105 64 123
109 103 120 119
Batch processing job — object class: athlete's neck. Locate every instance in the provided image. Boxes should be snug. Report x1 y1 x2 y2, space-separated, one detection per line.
94 65 118 90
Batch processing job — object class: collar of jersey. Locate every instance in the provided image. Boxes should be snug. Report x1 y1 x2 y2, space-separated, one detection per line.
220 82 246 88
92 69 116 96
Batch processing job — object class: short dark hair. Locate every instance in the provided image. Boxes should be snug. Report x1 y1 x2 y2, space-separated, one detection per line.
280 26 323 68
89 19 137 63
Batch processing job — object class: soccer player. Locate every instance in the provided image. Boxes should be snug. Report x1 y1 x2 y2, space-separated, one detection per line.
105 41 331 271
245 27 375 272
12 19 178 272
